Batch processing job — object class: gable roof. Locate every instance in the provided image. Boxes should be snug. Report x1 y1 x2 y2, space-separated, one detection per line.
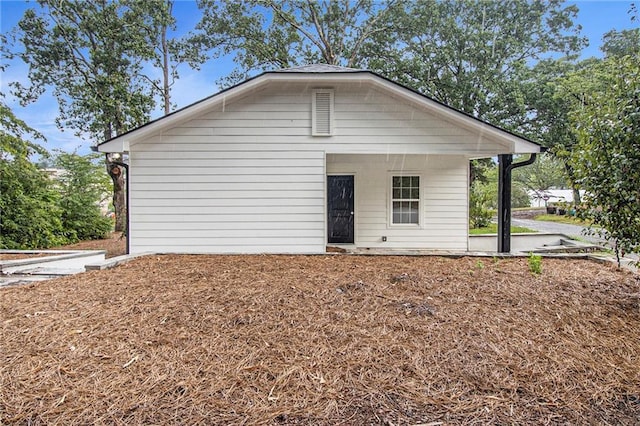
97 64 543 154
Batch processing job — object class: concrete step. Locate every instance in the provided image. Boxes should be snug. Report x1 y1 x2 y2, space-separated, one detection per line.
531 238 603 254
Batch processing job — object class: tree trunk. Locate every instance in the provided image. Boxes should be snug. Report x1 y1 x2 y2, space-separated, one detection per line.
572 187 581 206
162 17 170 115
562 162 581 207
107 158 126 232
161 0 173 115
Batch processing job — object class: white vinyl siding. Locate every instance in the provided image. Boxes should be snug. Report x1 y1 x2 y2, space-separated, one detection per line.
131 83 498 156
128 148 325 254
126 82 473 254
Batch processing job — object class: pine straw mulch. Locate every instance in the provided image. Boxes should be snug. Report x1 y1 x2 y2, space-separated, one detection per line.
51 232 126 258
1 233 124 262
0 253 54 261
1 255 639 425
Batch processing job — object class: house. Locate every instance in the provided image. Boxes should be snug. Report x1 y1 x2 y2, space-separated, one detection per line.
528 189 585 208
97 64 542 254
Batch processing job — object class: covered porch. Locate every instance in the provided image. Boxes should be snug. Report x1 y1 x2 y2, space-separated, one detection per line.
325 153 470 251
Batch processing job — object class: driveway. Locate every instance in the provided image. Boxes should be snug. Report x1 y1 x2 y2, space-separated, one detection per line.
511 218 603 244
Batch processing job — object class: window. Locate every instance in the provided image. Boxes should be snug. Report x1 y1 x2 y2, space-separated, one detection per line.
312 89 334 136
391 176 420 225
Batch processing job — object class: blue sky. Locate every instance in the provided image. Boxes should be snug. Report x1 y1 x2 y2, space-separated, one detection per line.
0 0 637 155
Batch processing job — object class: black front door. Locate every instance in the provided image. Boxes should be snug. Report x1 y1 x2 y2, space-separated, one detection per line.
327 175 354 244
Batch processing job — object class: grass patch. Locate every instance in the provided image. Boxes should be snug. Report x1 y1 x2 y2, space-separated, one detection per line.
534 214 590 226
469 223 537 234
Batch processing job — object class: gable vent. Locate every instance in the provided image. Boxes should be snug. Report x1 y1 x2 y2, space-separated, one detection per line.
312 89 334 136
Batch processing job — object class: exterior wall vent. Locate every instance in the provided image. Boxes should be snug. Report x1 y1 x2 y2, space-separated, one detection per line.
312 89 334 136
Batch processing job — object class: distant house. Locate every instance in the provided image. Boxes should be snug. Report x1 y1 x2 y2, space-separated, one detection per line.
529 189 586 208
97 64 542 254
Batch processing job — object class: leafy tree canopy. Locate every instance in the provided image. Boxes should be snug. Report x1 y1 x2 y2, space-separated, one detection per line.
13 0 155 141
0 101 67 249
513 153 568 195
364 0 586 127
0 101 46 159
564 53 640 264
601 28 640 57
193 0 402 85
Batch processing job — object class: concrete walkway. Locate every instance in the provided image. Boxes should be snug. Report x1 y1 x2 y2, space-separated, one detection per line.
0 250 105 287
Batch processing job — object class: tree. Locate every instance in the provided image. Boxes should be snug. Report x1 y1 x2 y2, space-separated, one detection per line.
193 0 401 85
13 0 157 232
566 54 640 265
53 152 113 242
362 0 585 188
131 0 207 114
0 102 67 249
364 0 585 126
601 28 640 58
518 57 590 205
469 163 531 229
512 153 568 203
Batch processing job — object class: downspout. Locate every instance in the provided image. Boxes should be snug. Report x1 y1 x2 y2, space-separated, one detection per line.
497 153 538 253
109 160 130 255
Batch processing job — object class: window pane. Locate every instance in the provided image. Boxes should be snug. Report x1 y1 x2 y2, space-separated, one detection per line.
410 211 419 224
409 201 419 224
392 176 420 224
393 200 401 223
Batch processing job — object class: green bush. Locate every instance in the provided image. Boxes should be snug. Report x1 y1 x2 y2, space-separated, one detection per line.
0 157 68 249
469 180 493 228
54 152 113 242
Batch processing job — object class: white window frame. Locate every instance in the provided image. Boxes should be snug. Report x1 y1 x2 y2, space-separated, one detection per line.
389 173 422 227
312 89 334 136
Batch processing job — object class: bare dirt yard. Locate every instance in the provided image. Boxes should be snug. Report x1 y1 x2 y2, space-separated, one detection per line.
1 255 639 425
